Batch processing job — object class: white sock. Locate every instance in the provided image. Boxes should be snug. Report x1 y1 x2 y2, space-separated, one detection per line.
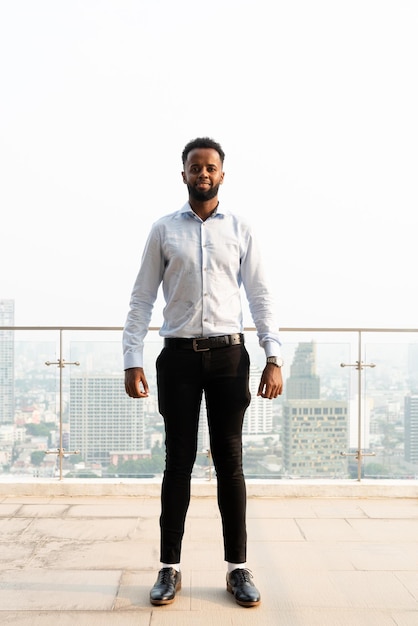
227 562 247 574
161 562 181 572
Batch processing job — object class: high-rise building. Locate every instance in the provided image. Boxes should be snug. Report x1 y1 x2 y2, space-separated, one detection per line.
282 342 348 477
244 365 273 435
70 375 145 465
283 399 348 476
404 394 418 464
0 299 14 424
286 341 320 399
407 344 418 393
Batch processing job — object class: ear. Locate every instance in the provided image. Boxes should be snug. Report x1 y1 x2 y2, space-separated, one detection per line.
181 171 187 184
220 171 225 184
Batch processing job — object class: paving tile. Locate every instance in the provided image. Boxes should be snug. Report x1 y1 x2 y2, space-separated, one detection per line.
15 504 70 517
349 519 418 541
254 569 347 609
0 570 121 611
391 611 418 625
347 542 418 571
0 612 151 625
248 517 305 541
310 500 369 518
0 542 38 569
296 517 362 541
188 568 237 611
0 504 23 516
332 571 418 609
65 499 160 518
359 501 418 519
150 611 236 626
0 497 56 504
230 608 402 626
20 518 142 541
0 518 31 536
252 540 355 571
187 498 221 519
114 570 154 610
182 540 224 568
396 571 418 601
246 497 317 518
188 516 223 543
29 539 159 570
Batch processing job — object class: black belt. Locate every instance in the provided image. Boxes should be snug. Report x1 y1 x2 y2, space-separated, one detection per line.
164 333 244 352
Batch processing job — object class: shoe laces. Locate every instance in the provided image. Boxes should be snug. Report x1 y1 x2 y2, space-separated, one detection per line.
233 568 253 584
158 567 175 584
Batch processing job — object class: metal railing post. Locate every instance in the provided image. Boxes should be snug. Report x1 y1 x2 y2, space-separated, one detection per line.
340 331 376 481
45 329 80 480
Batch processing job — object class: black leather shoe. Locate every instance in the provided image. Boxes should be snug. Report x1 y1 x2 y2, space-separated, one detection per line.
150 567 182 605
226 568 261 607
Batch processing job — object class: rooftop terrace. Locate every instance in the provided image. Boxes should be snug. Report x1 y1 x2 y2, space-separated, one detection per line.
1 480 418 625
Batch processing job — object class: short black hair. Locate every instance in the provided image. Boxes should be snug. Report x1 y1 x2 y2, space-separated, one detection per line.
182 137 225 165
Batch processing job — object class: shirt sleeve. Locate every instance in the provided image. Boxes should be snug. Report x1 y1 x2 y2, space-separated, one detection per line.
240 227 282 357
122 226 165 369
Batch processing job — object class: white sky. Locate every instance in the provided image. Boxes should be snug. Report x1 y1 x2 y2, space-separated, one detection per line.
1 0 417 329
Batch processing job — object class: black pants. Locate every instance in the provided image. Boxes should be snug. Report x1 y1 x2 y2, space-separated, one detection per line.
156 343 251 564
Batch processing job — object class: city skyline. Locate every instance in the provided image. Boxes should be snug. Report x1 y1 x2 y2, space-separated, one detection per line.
3 325 418 479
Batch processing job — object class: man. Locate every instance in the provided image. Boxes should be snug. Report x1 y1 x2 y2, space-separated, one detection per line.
123 137 283 608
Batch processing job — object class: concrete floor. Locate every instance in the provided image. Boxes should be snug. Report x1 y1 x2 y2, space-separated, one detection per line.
1 481 418 625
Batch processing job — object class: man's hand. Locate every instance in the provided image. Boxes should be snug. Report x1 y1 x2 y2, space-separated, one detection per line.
125 367 149 398
257 364 283 399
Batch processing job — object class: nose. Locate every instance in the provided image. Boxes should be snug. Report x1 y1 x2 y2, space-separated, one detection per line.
197 167 210 179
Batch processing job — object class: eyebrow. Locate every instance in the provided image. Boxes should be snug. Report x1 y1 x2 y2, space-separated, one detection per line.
188 161 219 168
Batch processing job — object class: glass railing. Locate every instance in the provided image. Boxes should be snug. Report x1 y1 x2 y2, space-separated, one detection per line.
1 326 418 482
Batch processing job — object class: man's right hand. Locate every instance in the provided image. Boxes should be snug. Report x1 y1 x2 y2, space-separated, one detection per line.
124 367 149 398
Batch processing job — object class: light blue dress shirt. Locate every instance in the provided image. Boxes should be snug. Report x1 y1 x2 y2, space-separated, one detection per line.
123 203 282 369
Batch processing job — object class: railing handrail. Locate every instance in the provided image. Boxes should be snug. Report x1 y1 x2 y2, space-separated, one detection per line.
3 326 418 333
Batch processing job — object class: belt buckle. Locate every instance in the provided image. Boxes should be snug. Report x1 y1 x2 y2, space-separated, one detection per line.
193 337 210 352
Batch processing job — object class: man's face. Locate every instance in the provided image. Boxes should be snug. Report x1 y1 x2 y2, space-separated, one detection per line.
182 148 224 202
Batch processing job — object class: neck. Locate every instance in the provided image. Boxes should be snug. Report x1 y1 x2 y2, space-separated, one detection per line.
189 198 219 221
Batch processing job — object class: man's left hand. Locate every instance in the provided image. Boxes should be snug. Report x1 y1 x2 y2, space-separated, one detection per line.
257 364 283 399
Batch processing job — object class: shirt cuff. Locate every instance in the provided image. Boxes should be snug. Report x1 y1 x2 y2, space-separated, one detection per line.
264 341 282 358
124 352 144 370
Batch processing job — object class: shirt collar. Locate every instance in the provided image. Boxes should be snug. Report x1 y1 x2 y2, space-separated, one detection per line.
180 202 228 218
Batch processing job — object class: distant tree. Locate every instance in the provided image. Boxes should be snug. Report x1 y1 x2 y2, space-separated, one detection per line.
108 442 166 476
364 462 388 476
25 424 52 438
31 451 46 466
69 454 83 465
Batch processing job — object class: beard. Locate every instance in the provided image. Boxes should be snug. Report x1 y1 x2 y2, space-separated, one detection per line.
187 183 220 202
